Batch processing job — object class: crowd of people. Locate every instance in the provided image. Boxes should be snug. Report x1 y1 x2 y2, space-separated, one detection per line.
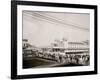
23 49 90 65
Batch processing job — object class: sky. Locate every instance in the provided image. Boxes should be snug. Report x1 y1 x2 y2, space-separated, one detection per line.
23 11 90 47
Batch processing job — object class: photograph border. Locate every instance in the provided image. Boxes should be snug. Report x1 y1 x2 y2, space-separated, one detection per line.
11 0 98 79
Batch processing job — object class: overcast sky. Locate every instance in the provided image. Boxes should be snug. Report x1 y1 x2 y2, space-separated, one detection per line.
23 11 90 47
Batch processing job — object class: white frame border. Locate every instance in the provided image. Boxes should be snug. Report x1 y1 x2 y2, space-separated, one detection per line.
17 5 95 75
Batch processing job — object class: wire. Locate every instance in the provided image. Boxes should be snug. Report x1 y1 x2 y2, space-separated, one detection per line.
24 11 89 31
38 12 89 30
33 12 89 31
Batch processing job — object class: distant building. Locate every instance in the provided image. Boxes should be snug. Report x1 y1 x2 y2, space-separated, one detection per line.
23 39 28 49
68 41 89 49
43 38 89 54
66 41 89 53
51 38 68 48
